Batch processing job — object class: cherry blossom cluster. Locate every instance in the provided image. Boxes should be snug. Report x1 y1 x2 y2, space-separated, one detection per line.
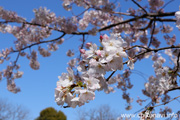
32 7 56 25
0 7 67 93
148 0 164 11
55 34 134 108
2 62 22 93
0 0 180 118
175 9 180 29
143 55 177 103
79 10 110 30
0 6 78 35
62 0 109 11
0 7 25 23
32 7 78 34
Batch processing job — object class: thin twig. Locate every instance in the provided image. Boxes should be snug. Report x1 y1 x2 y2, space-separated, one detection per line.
159 0 175 12
106 45 180 81
134 101 152 114
79 34 86 61
148 19 156 48
131 0 147 14
176 98 180 104
106 71 116 81
167 86 180 92
14 52 20 66
74 7 91 17
12 33 66 53
138 20 153 31
174 52 180 73
99 14 148 31
110 11 135 16
152 96 180 108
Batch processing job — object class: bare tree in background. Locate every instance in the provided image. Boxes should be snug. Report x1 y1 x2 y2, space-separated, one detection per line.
0 98 30 120
77 105 118 120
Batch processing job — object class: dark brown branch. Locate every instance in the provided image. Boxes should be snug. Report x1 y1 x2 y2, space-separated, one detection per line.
74 7 91 17
0 11 176 36
0 21 9 24
168 86 180 92
79 34 86 61
100 14 148 31
12 33 66 53
24 21 64 32
97 12 176 32
152 95 180 108
133 95 180 118
137 95 180 115
27 12 176 35
147 11 175 17
134 101 152 114
138 20 153 31
80 34 85 50
0 20 64 34
174 52 180 73
126 45 180 51
106 71 116 81
14 52 20 64
106 45 180 81
159 0 175 12
132 45 180 61
125 45 151 50
148 20 156 48
110 11 134 16
153 18 176 22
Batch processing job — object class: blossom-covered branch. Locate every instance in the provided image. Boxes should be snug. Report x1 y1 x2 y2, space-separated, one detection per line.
0 0 180 119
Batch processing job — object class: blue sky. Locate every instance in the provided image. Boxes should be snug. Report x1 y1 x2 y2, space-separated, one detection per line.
0 0 180 120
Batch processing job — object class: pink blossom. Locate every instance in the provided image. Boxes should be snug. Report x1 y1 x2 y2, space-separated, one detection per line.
80 49 86 54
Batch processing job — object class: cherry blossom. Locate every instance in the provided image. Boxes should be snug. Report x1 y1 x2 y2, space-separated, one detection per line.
0 0 180 118
55 34 134 107
175 10 180 29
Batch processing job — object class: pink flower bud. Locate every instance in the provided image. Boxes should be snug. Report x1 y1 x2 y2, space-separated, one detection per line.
86 42 92 49
96 50 102 57
103 34 109 40
100 35 103 40
99 35 103 42
80 49 86 54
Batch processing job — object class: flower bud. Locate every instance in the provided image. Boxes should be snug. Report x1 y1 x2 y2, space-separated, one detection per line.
85 42 92 49
80 49 86 54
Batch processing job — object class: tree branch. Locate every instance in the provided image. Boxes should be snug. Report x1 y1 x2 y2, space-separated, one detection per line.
148 20 156 48
138 20 153 31
174 52 180 73
12 33 66 53
159 0 175 12
153 18 176 22
106 71 116 81
152 95 180 108
106 45 180 81
168 86 180 92
0 11 176 36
